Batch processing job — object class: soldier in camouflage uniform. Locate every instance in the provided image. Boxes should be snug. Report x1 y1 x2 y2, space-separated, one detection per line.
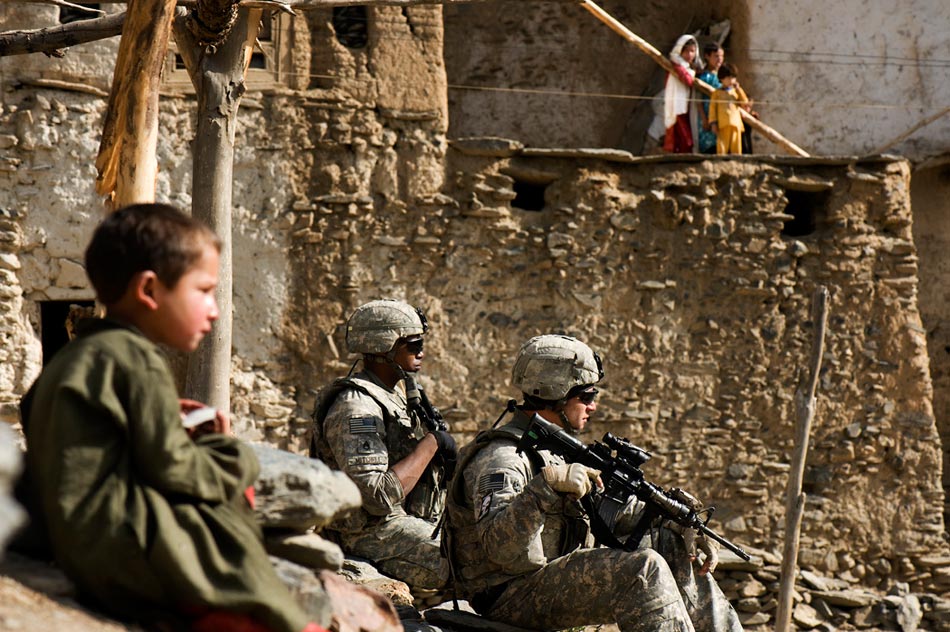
445 334 743 632
310 300 456 594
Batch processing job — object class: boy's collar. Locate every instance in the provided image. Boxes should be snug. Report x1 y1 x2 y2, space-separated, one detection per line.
74 316 144 339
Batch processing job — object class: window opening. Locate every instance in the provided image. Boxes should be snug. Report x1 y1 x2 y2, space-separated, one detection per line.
512 180 548 212
781 189 830 237
40 300 96 365
249 52 267 69
333 6 369 49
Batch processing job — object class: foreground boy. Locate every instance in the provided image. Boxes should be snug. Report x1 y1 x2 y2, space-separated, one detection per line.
20 204 328 632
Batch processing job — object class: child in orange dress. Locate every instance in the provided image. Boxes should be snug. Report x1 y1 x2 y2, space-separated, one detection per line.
708 63 748 155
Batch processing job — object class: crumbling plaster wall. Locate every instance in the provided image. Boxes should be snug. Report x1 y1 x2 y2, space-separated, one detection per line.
443 0 739 152
444 1 949 162
734 0 950 160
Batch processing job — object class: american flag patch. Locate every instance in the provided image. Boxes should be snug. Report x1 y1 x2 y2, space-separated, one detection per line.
478 473 505 495
348 417 377 434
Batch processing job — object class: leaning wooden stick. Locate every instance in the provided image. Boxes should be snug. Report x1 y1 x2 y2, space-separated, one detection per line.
774 287 829 632
579 0 809 157
871 105 950 156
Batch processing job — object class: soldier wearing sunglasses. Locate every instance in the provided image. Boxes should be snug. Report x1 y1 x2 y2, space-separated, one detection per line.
444 334 742 632
309 300 456 599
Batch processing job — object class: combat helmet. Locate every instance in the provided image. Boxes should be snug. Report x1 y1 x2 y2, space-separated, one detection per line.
511 334 603 402
346 299 428 355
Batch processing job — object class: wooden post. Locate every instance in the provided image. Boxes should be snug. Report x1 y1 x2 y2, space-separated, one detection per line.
774 287 829 632
579 0 810 158
94 0 177 205
174 7 260 411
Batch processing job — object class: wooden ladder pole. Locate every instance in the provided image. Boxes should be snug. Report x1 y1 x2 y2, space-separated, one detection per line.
774 286 829 632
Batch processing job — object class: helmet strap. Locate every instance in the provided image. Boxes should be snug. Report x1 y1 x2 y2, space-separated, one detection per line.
555 402 581 436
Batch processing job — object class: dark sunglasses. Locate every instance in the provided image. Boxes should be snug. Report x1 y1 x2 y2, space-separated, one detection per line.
403 338 424 354
575 389 598 405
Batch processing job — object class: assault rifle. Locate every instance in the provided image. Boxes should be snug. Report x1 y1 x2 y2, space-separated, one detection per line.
517 414 750 561
404 374 456 479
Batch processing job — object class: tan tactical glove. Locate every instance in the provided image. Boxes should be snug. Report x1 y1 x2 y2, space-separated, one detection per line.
541 463 602 499
696 533 720 575
663 488 718 574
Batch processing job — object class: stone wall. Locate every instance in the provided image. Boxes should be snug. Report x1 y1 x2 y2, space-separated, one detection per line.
0 2 947 602
283 144 948 593
911 159 950 527
0 4 449 437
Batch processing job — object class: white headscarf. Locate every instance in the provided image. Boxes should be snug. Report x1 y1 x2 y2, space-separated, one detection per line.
664 34 700 129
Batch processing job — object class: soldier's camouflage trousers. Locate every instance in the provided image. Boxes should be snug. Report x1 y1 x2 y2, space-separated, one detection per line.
485 529 743 632
339 513 446 592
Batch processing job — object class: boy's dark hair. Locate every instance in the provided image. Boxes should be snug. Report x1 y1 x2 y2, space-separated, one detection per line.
718 63 737 79
702 42 722 56
85 203 221 304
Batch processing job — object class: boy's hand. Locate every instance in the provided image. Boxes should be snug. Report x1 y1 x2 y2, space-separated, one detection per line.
180 398 231 437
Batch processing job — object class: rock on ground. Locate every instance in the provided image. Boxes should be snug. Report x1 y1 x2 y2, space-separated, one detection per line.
251 442 361 531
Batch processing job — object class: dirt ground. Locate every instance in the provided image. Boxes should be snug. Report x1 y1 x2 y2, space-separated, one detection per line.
0 553 135 631
0 575 131 631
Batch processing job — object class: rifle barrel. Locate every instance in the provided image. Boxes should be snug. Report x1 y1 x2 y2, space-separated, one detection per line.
698 524 752 561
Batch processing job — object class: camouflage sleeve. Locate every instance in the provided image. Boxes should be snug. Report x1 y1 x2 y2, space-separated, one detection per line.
468 441 561 573
324 389 404 516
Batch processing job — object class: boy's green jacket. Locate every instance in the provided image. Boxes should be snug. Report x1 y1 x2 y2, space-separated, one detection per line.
21 319 328 631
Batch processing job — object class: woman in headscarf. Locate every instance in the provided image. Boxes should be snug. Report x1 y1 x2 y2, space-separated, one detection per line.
663 34 702 153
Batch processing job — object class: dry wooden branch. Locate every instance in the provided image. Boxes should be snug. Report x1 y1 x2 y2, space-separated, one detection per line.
579 0 810 157
871 105 950 156
774 286 829 632
4 0 106 14
0 11 124 56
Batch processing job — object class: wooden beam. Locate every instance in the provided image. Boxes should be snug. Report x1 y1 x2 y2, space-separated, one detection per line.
0 12 124 57
579 0 810 157
94 0 177 206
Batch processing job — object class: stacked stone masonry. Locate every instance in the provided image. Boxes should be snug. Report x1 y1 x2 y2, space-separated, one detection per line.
0 3 948 627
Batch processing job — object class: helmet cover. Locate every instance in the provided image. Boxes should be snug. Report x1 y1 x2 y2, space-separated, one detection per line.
511 334 603 401
345 300 427 354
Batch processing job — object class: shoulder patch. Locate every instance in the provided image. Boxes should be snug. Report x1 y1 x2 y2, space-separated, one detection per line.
348 416 378 434
477 472 506 495
478 492 493 520
347 455 388 467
